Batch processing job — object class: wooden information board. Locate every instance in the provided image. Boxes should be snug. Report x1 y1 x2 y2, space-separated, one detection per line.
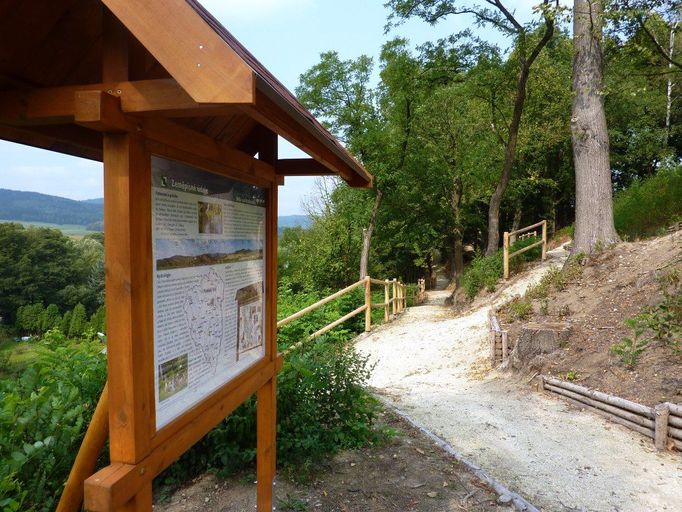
84 137 279 512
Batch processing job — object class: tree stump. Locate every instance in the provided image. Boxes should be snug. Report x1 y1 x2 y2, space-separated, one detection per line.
512 322 571 368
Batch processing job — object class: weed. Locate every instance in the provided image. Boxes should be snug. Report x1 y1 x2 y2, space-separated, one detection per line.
503 298 533 322
277 495 308 511
565 370 579 381
611 327 650 368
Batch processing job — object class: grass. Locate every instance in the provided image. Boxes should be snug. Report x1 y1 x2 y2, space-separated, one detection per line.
0 335 42 378
613 165 682 239
0 219 98 238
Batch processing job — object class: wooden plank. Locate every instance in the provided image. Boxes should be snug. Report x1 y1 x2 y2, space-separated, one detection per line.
0 123 102 161
102 0 255 104
56 382 109 512
85 360 277 511
275 158 336 176
74 90 127 132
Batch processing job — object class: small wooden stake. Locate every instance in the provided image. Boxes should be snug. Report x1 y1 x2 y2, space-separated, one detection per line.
392 279 397 316
384 279 390 322
503 232 510 280
654 403 670 451
541 220 547 261
364 276 372 332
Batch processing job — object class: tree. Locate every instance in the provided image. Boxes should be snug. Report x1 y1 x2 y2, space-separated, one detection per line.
40 304 62 333
68 303 87 338
572 0 620 253
386 0 559 255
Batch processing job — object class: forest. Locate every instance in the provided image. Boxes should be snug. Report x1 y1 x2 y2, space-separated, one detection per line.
2 0 682 510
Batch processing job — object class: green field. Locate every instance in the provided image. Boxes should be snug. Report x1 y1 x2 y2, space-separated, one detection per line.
0 219 98 238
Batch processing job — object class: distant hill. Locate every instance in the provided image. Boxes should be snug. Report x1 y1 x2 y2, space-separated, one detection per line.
0 190 311 232
0 189 103 226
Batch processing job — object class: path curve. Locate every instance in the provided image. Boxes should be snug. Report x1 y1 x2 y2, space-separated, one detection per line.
356 250 682 512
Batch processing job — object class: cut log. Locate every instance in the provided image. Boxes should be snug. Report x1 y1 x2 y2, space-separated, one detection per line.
669 425 682 441
545 384 655 429
668 415 682 428
544 376 653 418
654 403 670 450
668 402 682 416
558 394 654 439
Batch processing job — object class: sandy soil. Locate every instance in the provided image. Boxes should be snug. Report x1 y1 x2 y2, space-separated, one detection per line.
355 247 682 512
155 411 506 512
502 231 682 406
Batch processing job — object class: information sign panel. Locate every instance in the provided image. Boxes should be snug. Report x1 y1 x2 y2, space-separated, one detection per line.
151 156 267 429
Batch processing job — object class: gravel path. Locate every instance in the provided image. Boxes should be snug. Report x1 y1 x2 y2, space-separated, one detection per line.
356 250 682 512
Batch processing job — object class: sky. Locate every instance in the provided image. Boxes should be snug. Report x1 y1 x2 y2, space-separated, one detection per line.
0 0 546 216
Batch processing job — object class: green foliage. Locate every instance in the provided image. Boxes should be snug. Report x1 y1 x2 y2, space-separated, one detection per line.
67 303 87 338
612 270 682 366
0 330 107 511
460 237 544 300
0 189 102 226
503 297 533 322
89 305 106 334
0 223 104 325
613 165 682 238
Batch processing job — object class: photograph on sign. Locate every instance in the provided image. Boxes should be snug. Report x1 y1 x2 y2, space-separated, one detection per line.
151 156 266 430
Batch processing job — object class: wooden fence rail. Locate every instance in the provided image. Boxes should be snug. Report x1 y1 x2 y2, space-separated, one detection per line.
503 220 548 279
279 275 408 356
540 376 682 452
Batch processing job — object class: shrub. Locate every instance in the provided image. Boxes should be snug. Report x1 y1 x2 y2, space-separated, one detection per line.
503 298 533 321
0 330 107 511
614 165 682 238
460 236 544 300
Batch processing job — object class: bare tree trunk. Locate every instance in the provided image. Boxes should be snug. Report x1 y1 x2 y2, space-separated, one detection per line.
666 22 678 145
571 0 620 253
510 205 522 244
359 189 383 279
451 176 464 286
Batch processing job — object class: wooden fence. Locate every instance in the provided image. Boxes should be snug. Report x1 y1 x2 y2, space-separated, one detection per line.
540 376 682 452
503 220 548 279
488 310 511 364
668 221 682 234
278 275 408 355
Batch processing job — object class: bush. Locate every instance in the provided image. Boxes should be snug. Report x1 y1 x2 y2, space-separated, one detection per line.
0 330 107 511
614 165 682 238
160 338 379 487
460 236 544 300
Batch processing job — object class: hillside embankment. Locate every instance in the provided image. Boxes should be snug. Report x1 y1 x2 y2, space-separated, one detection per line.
501 230 682 406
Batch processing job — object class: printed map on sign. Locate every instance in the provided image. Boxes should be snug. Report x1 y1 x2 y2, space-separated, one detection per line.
183 269 225 373
151 156 266 430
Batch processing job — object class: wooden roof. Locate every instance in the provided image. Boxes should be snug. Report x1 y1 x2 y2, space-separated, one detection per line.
0 0 372 188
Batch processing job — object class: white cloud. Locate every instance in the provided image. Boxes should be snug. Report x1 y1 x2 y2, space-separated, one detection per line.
199 0 314 21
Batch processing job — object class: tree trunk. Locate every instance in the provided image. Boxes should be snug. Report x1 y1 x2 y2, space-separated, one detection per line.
451 176 464 286
359 189 383 279
510 205 522 244
571 0 620 254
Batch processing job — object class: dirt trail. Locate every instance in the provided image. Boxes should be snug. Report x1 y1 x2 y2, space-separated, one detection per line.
355 248 682 512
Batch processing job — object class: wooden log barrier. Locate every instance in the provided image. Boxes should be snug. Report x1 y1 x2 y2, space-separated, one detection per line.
668 402 682 417
543 377 654 418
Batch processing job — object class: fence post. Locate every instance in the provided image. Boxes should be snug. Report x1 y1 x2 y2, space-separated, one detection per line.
503 232 510 279
541 220 548 261
392 279 397 316
402 283 406 310
364 275 371 332
654 403 670 450
384 279 390 322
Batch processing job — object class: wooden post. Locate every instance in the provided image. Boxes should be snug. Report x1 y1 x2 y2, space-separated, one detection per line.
541 220 547 261
654 403 670 451
392 279 397 316
364 275 372 332
503 232 510 279
56 383 109 512
257 378 276 510
501 332 509 362
384 279 390 323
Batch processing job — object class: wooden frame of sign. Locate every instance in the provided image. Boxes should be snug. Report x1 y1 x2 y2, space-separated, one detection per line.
83 131 280 511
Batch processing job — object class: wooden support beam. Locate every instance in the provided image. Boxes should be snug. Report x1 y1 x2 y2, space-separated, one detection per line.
102 0 256 104
243 86 372 188
275 158 335 176
0 79 239 125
